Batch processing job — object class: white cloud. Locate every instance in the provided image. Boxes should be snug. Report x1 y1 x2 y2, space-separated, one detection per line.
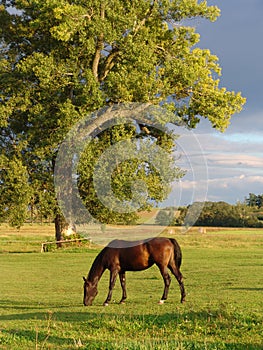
174 174 263 204
245 175 263 184
206 175 263 202
207 154 263 168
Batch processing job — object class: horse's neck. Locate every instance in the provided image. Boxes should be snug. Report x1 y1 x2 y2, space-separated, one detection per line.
88 252 105 284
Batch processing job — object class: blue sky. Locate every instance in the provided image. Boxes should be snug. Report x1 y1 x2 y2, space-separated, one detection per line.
176 0 263 205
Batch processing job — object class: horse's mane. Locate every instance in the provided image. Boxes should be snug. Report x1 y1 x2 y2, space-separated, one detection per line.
87 248 106 282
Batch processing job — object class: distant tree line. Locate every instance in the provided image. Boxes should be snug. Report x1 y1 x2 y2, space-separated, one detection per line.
156 195 263 228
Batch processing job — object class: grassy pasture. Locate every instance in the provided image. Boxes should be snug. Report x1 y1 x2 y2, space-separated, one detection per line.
0 225 262 349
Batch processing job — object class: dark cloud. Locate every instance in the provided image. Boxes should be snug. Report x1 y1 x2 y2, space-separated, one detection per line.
196 0 263 111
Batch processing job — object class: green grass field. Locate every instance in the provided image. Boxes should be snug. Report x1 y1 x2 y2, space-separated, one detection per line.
0 225 262 349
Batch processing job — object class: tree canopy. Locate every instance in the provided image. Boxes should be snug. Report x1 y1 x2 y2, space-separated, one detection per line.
0 1 246 239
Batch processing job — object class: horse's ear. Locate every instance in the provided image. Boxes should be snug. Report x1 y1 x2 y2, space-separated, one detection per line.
83 276 87 282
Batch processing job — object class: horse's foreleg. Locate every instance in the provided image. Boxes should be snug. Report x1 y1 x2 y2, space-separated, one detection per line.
158 266 171 303
104 269 118 306
119 272 127 304
169 265 186 303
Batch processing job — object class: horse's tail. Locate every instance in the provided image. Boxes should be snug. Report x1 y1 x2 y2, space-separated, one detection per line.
169 238 182 269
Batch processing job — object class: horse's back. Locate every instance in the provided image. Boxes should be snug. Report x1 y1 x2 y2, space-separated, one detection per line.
104 239 152 271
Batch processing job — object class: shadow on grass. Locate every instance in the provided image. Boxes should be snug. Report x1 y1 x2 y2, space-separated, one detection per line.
1 300 262 350
0 301 261 324
228 287 263 291
0 297 261 320
1 328 74 348
0 299 77 311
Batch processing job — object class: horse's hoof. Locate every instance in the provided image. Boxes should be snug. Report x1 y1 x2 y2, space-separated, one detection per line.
158 300 164 305
103 302 109 306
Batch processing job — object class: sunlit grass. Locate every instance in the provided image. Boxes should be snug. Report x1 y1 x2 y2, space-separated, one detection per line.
0 226 262 349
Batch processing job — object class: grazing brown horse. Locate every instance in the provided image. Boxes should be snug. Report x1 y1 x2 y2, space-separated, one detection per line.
83 237 186 306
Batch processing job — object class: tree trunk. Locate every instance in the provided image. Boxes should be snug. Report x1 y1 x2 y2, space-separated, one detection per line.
54 214 64 247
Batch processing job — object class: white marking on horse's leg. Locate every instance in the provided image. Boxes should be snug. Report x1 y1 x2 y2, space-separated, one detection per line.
158 300 165 304
103 302 109 306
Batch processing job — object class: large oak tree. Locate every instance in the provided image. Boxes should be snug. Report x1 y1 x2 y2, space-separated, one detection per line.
0 0 245 240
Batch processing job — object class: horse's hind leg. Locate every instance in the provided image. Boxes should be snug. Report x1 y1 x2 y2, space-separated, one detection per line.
119 272 127 304
157 265 171 303
168 264 186 303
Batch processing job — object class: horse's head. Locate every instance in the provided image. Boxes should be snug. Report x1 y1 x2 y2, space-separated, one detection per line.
83 277 98 306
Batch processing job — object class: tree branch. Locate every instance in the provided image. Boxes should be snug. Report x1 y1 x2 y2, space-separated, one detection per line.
99 47 119 82
97 0 158 82
132 0 158 36
92 5 105 81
